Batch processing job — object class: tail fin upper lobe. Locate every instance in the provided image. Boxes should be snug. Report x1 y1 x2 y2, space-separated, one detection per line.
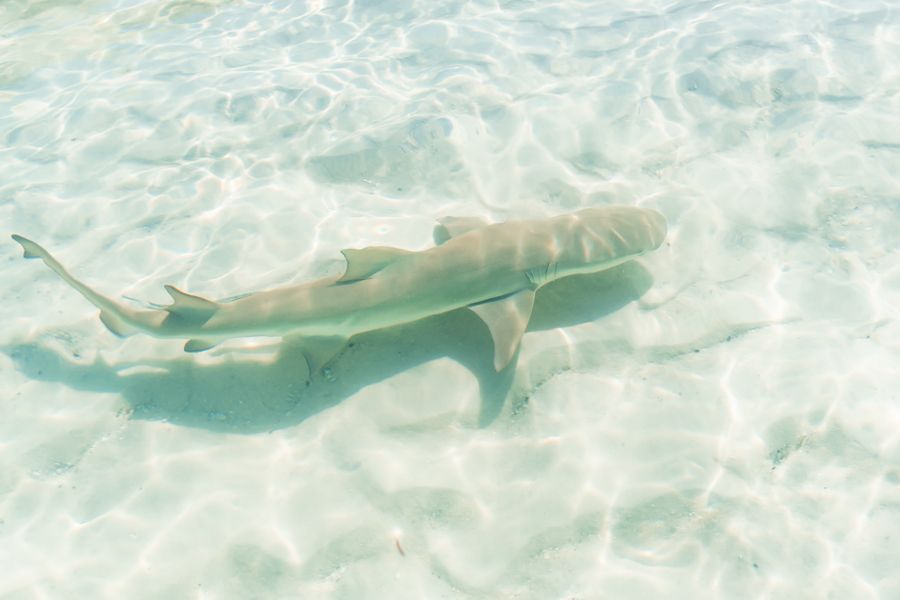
12 234 142 337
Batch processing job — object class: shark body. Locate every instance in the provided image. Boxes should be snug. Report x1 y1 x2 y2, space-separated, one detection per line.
12 206 666 371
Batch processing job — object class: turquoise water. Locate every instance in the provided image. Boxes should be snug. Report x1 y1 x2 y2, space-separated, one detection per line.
3 0 900 597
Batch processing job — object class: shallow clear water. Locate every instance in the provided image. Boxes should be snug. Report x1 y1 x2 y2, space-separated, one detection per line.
2 0 900 597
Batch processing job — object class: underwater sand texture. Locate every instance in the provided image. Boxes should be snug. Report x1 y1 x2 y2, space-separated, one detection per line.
2 0 900 598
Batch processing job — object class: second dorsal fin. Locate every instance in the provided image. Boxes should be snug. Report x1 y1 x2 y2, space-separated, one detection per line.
433 216 490 244
338 246 412 283
164 284 219 323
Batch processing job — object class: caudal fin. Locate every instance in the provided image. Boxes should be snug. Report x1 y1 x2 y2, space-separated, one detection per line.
12 234 50 260
12 234 142 337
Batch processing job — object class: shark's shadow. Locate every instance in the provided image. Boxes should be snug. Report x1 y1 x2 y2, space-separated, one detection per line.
5 263 653 433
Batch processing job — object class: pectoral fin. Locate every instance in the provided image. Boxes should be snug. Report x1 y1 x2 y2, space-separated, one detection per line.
184 339 220 352
469 289 536 371
338 247 412 283
433 216 489 244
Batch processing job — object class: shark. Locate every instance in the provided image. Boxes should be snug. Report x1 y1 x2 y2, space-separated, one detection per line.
11 206 666 372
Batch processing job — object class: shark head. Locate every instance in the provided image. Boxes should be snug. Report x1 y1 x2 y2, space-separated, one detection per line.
577 206 667 251
539 206 667 283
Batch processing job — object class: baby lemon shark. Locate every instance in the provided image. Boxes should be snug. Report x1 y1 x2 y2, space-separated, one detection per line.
12 206 666 372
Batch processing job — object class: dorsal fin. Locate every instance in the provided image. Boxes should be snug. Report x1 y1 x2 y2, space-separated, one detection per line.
338 246 412 283
164 285 219 323
433 216 489 244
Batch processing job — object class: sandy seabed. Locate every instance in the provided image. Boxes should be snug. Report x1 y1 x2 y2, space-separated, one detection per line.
2 0 900 597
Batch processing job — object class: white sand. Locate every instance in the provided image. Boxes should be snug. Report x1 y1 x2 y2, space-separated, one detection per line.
2 0 899 597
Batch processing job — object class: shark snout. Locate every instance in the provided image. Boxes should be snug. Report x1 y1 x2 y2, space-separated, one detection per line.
644 209 668 250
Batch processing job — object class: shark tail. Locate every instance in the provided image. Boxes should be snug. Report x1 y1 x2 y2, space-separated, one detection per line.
12 234 146 337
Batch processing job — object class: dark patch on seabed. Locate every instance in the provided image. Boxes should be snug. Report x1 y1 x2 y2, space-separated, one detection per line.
5 263 652 433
